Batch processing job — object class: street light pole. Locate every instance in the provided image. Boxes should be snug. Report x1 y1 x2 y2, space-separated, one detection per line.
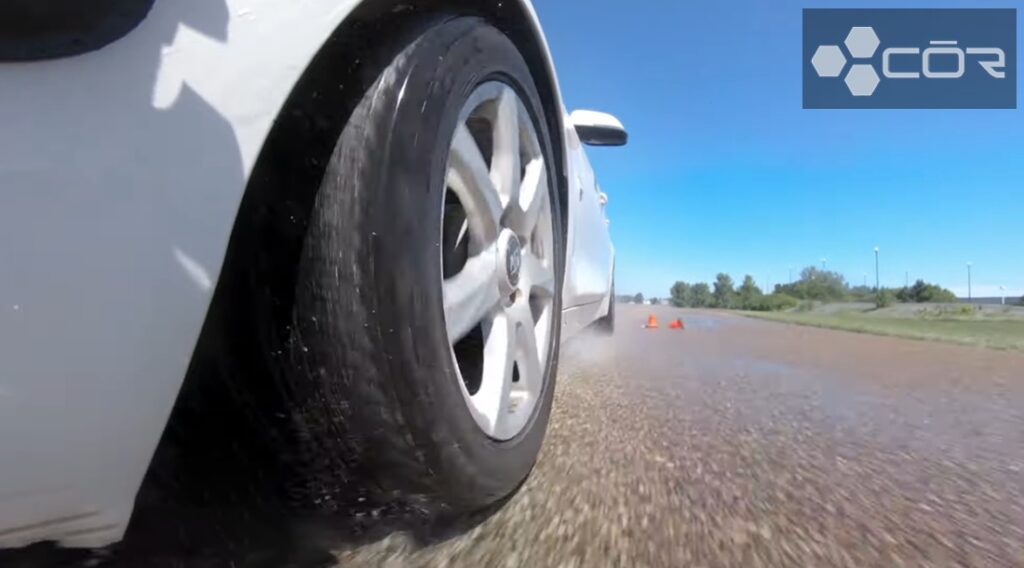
967 262 973 302
873 246 880 292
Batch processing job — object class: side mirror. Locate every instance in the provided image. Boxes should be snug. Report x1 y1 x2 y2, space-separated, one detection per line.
570 110 628 147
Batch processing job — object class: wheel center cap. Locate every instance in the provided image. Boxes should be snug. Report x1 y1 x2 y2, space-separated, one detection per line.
499 230 522 290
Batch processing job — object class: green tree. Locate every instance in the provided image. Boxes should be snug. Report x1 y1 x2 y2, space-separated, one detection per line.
744 292 799 312
633 292 644 304
906 279 957 303
895 286 912 303
650 297 661 305
712 273 735 308
691 283 712 307
876 288 895 308
765 292 799 311
736 275 764 309
849 285 875 302
670 281 692 307
776 266 848 301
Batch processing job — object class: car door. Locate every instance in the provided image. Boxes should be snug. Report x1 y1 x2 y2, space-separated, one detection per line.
563 123 613 308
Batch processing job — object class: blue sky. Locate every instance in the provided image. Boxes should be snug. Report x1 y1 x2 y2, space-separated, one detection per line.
535 0 1023 299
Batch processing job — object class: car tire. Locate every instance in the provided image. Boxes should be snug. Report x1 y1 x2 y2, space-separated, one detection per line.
285 17 564 514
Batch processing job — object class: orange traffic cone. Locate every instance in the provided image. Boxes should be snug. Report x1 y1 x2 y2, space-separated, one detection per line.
645 314 659 328
668 319 684 330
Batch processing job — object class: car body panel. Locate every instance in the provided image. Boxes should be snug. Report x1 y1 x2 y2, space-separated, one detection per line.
0 0 613 548
562 123 615 309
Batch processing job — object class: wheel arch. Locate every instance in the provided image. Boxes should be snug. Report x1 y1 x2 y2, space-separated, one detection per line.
147 0 570 512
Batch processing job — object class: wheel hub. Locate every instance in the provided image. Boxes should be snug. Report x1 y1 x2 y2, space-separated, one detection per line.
499 229 523 292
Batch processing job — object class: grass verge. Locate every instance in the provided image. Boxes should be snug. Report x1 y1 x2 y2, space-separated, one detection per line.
743 311 1024 352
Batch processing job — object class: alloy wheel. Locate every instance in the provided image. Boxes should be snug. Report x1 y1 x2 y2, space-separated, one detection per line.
441 82 556 441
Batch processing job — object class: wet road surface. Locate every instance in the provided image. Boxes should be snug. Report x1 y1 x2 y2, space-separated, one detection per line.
11 305 1024 566
335 305 1024 566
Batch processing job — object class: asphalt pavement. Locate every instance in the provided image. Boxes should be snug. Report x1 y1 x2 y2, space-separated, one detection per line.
11 305 1024 567
335 305 1024 566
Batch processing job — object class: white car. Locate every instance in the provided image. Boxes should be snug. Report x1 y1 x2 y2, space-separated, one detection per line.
0 0 623 548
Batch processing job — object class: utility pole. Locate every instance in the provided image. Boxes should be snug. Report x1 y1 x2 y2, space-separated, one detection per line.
821 258 827 271
967 262 973 302
905 271 909 288
873 247 880 292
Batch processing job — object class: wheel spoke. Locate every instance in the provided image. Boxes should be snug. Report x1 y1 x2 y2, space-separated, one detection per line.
521 251 555 297
506 159 546 235
472 310 516 436
523 160 547 233
448 124 503 244
510 301 544 398
490 87 521 205
443 245 501 342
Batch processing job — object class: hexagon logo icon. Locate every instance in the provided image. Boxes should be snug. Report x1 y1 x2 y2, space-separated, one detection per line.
811 45 847 77
844 27 880 59
845 64 880 96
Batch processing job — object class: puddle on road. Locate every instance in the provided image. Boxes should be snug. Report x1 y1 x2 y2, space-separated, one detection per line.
671 316 726 331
